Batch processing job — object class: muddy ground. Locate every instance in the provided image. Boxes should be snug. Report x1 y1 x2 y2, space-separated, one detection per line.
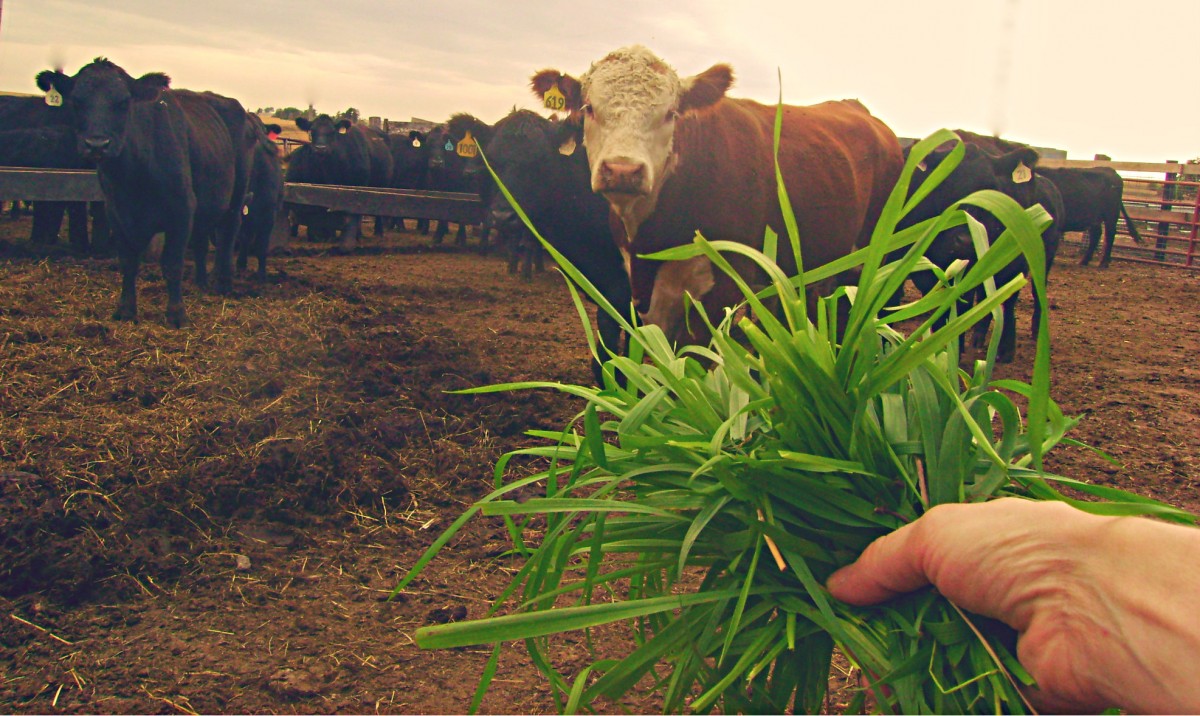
0 216 1198 714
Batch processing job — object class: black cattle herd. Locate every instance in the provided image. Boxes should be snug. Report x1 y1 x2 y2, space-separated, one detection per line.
2 57 1138 373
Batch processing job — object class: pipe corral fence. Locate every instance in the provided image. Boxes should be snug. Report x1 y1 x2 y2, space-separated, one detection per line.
1038 158 1200 269
2 151 1198 270
0 155 485 251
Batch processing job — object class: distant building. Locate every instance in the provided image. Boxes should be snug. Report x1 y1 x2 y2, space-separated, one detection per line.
387 117 439 135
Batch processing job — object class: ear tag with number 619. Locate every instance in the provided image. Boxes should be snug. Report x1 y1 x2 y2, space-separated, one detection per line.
45 86 63 107
543 84 566 112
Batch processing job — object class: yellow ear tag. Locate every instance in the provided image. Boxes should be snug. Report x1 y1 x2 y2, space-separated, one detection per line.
543 84 566 112
45 86 63 107
558 135 577 156
1012 162 1032 184
456 131 478 158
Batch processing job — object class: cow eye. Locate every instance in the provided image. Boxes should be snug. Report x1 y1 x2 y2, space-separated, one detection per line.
581 104 593 118
665 109 680 123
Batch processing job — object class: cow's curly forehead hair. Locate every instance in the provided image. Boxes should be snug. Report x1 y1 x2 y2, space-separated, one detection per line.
581 45 682 112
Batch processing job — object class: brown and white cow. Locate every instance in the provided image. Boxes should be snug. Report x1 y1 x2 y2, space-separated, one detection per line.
532 45 903 344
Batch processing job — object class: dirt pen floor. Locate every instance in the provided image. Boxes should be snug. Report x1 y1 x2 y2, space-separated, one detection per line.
0 215 1198 714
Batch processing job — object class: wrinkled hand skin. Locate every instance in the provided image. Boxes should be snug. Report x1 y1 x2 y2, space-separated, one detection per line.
826 498 1200 714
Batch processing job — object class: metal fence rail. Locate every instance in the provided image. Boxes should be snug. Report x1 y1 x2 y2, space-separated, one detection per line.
0 167 484 247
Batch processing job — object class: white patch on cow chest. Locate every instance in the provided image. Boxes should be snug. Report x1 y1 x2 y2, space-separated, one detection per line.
644 255 716 341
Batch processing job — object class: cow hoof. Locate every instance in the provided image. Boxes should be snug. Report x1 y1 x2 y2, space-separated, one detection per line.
111 308 138 323
166 308 189 329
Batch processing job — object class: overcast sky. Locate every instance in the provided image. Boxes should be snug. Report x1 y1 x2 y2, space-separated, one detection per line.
2 0 1197 161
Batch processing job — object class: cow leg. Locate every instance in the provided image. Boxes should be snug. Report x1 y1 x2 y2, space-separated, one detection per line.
29 202 66 245
113 248 142 323
1099 218 1117 268
456 223 469 247
64 202 90 252
90 203 112 255
337 213 361 253
373 215 386 237
1079 225 1100 265
996 293 1019 363
255 221 270 281
432 221 448 244
162 226 191 328
213 211 241 296
191 229 210 289
111 219 148 323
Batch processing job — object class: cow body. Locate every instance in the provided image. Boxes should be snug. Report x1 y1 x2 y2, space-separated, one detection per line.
37 59 252 327
289 115 393 251
239 115 284 280
899 142 1058 362
483 109 632 382
425 115 493 247
0 95 96 250
1034 166 1140 268
387 129 431 233
533 46 903 344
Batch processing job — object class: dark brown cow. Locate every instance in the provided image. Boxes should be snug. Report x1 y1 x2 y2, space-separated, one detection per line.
532 45 903 344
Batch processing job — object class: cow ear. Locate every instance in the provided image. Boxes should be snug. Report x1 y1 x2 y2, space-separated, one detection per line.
336 119 352 132
531 70 582 112
295 117 311 131
996 146 1040 174
130 72 170 101
680 64 732 114
553 113 583 156
36 70 73 97
265 124 282 135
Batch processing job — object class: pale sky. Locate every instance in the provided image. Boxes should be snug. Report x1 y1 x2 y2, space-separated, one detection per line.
2 0 1197 161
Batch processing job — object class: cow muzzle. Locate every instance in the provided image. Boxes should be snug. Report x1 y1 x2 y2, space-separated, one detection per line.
80 136 113 160
597 160 648 196
489 205 522 234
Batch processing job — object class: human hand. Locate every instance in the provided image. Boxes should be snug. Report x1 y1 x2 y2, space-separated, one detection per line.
826 498 1200 714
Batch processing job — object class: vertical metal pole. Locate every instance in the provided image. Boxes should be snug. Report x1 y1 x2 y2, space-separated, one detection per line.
1157 161 1177 263
1187 171 1200 268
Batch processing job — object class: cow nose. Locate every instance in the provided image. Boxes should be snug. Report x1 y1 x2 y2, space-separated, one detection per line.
83 137 111 152
490 205 519 232
599 160 646 194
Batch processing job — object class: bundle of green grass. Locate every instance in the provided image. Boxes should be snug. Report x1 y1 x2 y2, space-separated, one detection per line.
394 127 1194 713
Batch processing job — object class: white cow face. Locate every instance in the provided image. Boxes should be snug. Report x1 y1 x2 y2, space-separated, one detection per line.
534 46 733 239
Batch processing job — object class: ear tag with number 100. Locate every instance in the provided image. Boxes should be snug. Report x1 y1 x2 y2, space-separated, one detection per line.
543 84 566 112
45 86 63 107
456 131 478 158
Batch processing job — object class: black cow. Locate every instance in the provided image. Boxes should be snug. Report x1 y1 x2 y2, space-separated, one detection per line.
898 141 1055 362
289 114 393 251
238 114 284 280
483 109 633 383
37 58 252 327
387 129 431 233
0 95 96 251
425 114 494 247
1034 166 1143 268
967 171 1065 359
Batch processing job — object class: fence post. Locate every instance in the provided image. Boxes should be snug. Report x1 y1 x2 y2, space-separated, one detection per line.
1157 160 1177 262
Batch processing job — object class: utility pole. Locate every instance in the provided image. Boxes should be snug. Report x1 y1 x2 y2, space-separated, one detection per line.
990 0 1019 138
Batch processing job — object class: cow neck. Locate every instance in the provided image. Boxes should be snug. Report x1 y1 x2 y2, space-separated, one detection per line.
628 103 741 255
